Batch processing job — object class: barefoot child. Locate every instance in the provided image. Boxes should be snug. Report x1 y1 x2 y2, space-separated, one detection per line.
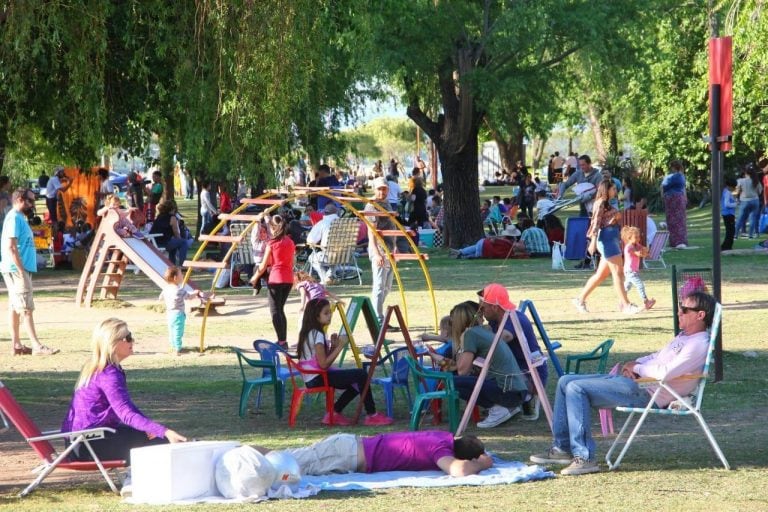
160 266 205 355
621 226 655 310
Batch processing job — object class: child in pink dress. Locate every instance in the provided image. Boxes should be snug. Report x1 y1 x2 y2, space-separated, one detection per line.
621 226 655 310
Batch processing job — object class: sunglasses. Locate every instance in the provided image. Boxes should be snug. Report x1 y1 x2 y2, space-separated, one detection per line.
678 305 702 314
123 333 134 343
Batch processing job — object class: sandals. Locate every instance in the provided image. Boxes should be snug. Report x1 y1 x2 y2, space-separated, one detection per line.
32 345 60 356
13 345 33 356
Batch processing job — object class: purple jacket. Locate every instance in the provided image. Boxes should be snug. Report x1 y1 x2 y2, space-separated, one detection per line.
61 364 167 438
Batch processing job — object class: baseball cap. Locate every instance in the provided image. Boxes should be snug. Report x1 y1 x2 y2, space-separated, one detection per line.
372 177 389 189
54 166 65 176
477 283 516 311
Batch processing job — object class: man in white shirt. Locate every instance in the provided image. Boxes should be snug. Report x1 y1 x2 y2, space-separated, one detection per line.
45 167 66 225
530 291 716 476
306 203 340 284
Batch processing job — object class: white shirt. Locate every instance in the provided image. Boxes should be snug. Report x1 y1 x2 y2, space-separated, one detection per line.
386 179 401 204
200 188 217 215
306 213 339 247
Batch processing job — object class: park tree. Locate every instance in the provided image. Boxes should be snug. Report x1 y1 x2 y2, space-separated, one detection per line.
361 0 647 247
346 117 417 162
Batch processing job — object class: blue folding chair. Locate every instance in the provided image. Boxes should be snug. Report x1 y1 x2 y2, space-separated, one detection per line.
518 299 564 377
552 217 593 271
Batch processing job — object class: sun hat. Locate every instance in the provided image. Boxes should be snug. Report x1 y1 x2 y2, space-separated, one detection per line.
500 225 521 237
477 283 516 311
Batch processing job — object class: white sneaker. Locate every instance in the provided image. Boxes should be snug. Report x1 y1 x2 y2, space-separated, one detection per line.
120 473 133 498
572 298 588 314
675 243 688 249
622 303 641 315
477 405 520 428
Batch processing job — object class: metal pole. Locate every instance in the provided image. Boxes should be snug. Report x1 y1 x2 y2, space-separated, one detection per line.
710 84 723 382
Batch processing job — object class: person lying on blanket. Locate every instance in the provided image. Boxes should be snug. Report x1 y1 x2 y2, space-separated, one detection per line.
255 430 492 477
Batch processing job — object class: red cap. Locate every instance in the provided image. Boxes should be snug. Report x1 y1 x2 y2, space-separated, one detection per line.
477 283 516 311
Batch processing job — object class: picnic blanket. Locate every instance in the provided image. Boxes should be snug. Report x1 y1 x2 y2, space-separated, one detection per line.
125 456 553 505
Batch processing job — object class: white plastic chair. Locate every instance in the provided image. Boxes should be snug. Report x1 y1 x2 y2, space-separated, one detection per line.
605 303 729 470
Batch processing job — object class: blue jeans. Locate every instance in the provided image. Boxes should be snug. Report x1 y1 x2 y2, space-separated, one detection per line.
167 311 186 350
624 270 648 301
371 261 394 323
552 374 649 460
454 375 526 409
735 198 760 237
165 236 192 266
459 239 485 258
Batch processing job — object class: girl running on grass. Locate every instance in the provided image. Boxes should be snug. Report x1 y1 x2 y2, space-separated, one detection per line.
621 226 656 310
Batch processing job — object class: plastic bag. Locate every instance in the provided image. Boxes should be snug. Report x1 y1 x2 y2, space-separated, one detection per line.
215 446 276 499
552 242 564 270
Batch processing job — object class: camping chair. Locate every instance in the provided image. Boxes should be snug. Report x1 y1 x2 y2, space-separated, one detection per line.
565 338 615 436
671 266 713 334
368 347 414 418
0 379 126 497
605 303 729 470
308 217 362 285
553 217 593 271
229 222 255 287
233 346 283 418
404 355 460 433
643 230 670 269
283 356 337 427
517 300 565 377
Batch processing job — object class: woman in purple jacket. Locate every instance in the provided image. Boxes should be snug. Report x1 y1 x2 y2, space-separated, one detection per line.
61 318 187 463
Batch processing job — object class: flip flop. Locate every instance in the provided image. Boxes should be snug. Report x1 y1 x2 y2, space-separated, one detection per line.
33 345 60 356
13 345 33 356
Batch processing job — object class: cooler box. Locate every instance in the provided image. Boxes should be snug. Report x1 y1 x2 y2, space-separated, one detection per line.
418 228 435 248
131 440 240 503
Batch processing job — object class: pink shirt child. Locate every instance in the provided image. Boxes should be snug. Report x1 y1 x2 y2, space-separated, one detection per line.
623 242 641 273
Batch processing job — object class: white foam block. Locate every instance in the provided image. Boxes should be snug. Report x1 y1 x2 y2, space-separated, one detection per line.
131 440 240 504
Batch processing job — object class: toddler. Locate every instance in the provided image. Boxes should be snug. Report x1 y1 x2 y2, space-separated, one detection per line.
621 226 655 310
160 266 205 355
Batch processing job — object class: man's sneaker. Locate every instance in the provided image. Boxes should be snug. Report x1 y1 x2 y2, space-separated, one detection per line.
477 405 520 428
322 412 353 426
364 412 394 426
522 395 540 421
572 298 588 314
120 473 133 498
560 456 600 476
529 446 572 465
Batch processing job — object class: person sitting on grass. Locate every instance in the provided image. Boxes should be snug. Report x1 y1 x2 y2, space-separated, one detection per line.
260 431 492 477
530 291 716 476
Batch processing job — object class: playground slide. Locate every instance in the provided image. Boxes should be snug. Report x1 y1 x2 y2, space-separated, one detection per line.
120 237 200 293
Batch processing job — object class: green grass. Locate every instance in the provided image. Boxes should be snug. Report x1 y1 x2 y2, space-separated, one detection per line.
1 200 767 511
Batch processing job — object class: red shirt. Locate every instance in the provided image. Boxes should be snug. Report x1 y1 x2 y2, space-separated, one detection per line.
267 236 295 284
219 191 233 214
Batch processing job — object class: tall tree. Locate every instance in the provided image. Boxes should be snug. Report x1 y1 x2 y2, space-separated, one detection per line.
362 1 645 247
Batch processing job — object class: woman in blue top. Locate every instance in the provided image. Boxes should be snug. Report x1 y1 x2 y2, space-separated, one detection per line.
661 160 688 248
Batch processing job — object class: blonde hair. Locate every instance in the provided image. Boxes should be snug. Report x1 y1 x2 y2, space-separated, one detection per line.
621 226 641 244
438 315 451 337
450 302 481 352
164 266 181 283
107 194 121 207
294 270 315 287
76 318 130 389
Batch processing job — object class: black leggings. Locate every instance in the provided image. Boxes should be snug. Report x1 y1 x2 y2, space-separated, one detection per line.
68 426 168 465
267 283 293 342
307 368 376 415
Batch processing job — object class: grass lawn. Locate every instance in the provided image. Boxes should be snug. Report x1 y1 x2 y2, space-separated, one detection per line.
1 198 767 511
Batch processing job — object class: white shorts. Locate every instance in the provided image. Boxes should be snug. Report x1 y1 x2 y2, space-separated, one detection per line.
2 270 34 312
282 433 359 476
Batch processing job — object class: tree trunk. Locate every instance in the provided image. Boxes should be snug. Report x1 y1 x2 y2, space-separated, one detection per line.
587 103 607 163
159 133 176 202
492 123 525 172
608 120 619 158
438 131 484 249
532 137 548 169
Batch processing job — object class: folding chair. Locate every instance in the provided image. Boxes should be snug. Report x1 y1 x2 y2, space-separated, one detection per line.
605 303 730 470
283 356 337 427
308 217 362 285
233 346 283 418
553 217 593 271
229 222 255 287
517 299 565 377
643 230 670 269
0 379 126 497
